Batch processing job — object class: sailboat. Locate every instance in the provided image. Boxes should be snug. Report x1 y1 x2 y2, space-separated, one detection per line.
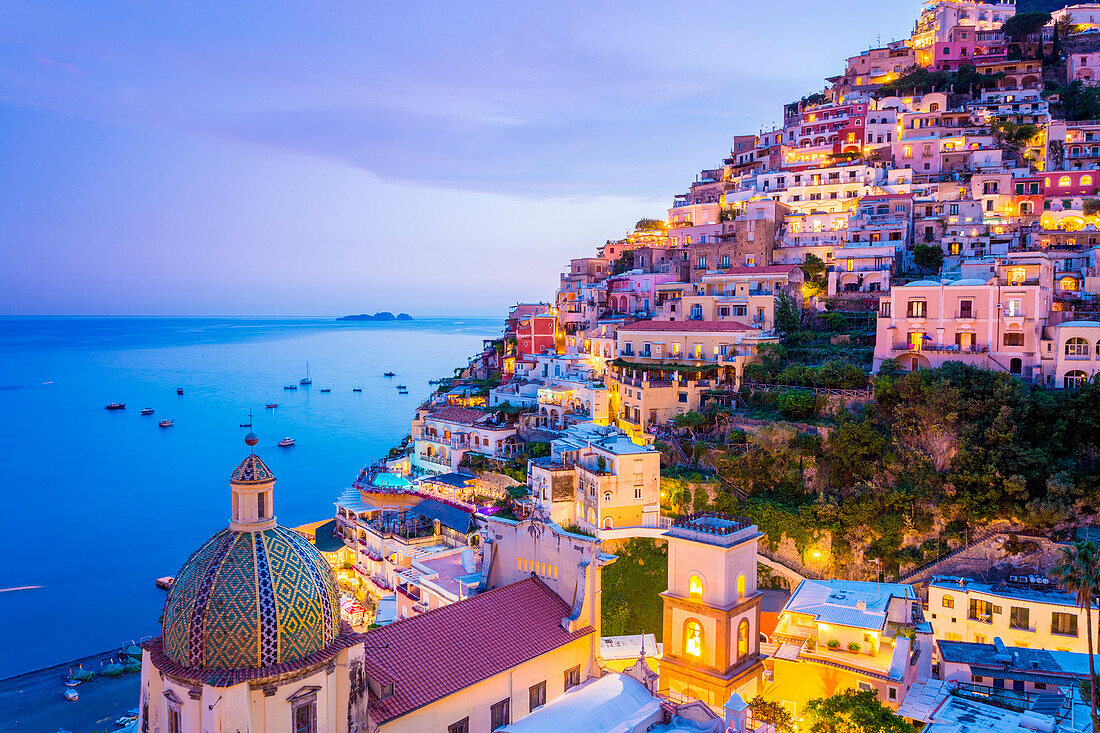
299 362 312 386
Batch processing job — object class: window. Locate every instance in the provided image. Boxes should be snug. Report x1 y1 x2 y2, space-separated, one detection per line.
721 255 730 268
737 619 750 658
942 594 955 609
1067 370 1090 389
685 620 704 657
696 256 707 269
490 699 510 730
529 681 547 712
689 574 705 599
1052 612 1079 637
603 491 611 502
857 681 873 692
258 492 266 519
959 300 973 318
1059 175 1072 187
1009 606 1030 630
1004 333 1024 347
880 302 891 319
969 599 993 622
907 300 926 318
293 700 316 733
888 687 898 701
168 709 181 733
678 392 687 403
634 486 643 499
1084 175 1094 186
448 718 470 733
564 666 581 691
1066 337 1090 356
903 145 913 159
690 303 703 320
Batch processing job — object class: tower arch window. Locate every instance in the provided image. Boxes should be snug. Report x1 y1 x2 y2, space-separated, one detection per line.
688 574 705 599
737 619 750 659
684 620 704 658
736 574 746 599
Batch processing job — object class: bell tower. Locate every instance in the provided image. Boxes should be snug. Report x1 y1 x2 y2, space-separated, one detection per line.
659 513 764 707
229 429 276 531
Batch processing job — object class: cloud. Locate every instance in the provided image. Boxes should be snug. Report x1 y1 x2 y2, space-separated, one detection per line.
33 55 85 75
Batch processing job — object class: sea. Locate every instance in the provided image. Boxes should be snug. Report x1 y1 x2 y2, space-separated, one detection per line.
0 316 499 680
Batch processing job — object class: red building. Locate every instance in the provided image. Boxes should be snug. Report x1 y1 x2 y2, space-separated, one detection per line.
1042 170 1100 198
516 313 557 363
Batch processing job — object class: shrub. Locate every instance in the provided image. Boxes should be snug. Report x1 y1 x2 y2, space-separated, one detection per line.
848 641 861 652
778 389 816 420
826 639 841 649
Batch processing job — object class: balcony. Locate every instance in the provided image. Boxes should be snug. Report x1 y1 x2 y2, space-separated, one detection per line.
418 452 453 467
892 343 989 354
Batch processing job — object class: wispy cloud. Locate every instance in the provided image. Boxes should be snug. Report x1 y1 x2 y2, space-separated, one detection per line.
33 55 84 75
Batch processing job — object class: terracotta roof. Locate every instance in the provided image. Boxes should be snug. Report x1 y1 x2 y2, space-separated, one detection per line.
361 577 593 724
618 320 757 333
427 406 489 426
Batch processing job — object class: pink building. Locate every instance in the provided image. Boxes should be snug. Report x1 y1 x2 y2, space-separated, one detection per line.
873 254 1054 381
1068 52 1100 86
605 272 677 317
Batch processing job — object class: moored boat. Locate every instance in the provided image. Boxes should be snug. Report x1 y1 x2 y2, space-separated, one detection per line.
71 666 95 682
395 384 407 389
176 387 184 395
352 387 363 392
63 688 78 702
140 408 154 415
383 372 395 377
105 403 125 410
265 403 278 409
319 388 331 393
278 437 295 447
283 384 297 390
155 576 174 590
299 362 312 385
159 419 173 428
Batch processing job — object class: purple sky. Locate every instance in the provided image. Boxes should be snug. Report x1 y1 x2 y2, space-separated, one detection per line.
0 1 916 316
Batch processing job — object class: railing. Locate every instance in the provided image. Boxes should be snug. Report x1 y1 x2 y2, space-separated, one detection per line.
417 452 453 467
891 343 989 354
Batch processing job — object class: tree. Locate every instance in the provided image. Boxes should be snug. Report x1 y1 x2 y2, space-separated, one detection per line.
612 249 636 275
1001 12 1051 41
913 243 944 275
635 218 665 232
775 290 801 334
1054 540 1099 732
749 696 795 733
805 689 915 733
778 389 816 420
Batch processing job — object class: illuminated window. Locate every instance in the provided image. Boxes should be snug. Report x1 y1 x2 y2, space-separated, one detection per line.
736 574 746 599
1084 175 1094 186
942 594 955 609
1009 268 1026 284
689 575 705 599
685 621 703 657
737 619 750 658
1061 276 1079 290
1066 337 1090 356
903 145 913 159
1059 176 1073 187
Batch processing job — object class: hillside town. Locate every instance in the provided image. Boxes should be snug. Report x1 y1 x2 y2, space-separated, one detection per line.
134 2 1100 732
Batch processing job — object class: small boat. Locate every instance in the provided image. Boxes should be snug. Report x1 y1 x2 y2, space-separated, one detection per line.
140 408 154 416
71 666 95 682
104 403 125 410
395 384 407 390
265 403 278 409
122 642 143 659
383 372 395 377
64 678 80 687
319 388 331 393
283 384 297 390
176 387 184 395
101 662 124 678
278 437 295 447
398 389 409 395
155 576 174 590
122 659 142 673
63 688 78 702
352 388 363 392
299 362 312 386
159 419 173 428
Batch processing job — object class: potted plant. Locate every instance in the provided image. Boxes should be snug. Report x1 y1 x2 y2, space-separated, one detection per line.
848 641 861 653
826 639 840 650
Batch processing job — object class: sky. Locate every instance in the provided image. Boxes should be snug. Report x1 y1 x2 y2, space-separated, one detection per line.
0 1 917 316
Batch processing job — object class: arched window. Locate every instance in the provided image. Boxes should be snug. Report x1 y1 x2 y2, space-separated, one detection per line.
1066 337 1090 356
1083 175 1094 186
587 507 596 524
1065 370 1089 388
942 594 954 609
603 491 612 502
736 574 746 599
1059 176 1073 187
1010 357 1022 375
737 619 750 658
684 620 703 657
689 574 705 599
1061 276 1079 290
690 303 703 320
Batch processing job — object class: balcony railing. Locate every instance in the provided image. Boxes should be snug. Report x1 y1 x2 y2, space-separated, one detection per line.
891 343 989 354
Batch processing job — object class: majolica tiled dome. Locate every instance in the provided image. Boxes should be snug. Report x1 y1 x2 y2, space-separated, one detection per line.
161 495 341 670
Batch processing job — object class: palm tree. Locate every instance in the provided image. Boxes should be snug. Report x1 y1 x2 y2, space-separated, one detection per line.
1054 540 1099 731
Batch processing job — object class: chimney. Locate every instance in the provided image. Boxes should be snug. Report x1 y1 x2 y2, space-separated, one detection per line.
725 693 749 733
856 601 867 611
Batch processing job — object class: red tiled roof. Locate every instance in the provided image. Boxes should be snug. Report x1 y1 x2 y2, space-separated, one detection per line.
427 406 489 426
361 577 593 724
619 320 757 333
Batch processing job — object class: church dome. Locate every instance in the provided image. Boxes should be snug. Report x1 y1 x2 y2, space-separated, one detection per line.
160 454 341 670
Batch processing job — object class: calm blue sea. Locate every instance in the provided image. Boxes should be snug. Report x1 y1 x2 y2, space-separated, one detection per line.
0 316 499 679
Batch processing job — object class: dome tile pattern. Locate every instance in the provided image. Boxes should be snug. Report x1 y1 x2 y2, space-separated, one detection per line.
162 525 340 670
